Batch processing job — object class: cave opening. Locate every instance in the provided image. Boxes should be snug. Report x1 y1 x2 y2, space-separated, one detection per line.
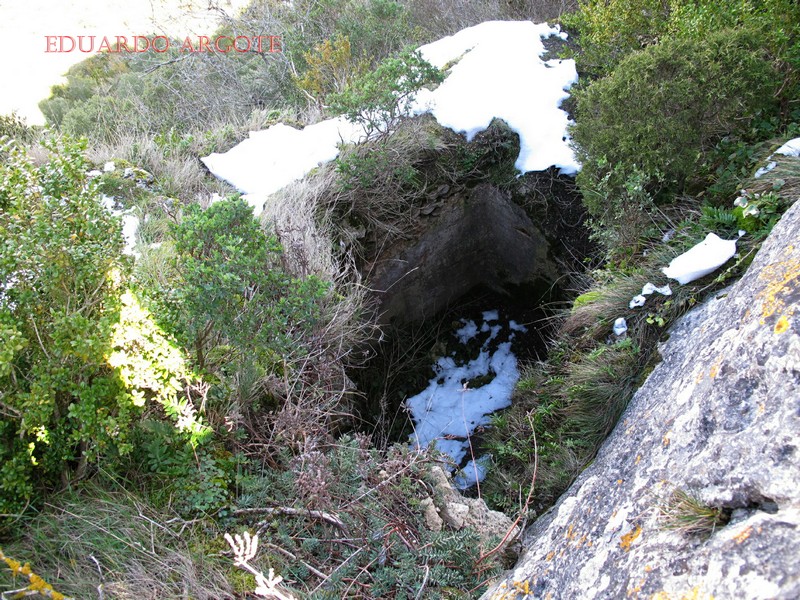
351 278 563 455
347 180 589 484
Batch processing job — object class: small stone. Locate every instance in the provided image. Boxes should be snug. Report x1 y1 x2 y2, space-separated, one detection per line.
420 497 443 531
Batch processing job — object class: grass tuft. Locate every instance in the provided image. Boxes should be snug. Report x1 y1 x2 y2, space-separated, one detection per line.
0 480 236 599
657 488 731 537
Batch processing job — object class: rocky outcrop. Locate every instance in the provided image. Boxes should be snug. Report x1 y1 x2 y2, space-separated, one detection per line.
481 200 800 599
368 183 558 324
424 466 519 548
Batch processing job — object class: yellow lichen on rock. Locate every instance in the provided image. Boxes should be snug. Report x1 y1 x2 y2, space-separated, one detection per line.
756 257 800 325
620 525 642 551
774 314 791 334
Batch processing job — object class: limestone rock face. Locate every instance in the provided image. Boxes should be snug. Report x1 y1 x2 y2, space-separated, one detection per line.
481 201 800 599
368 183 558 324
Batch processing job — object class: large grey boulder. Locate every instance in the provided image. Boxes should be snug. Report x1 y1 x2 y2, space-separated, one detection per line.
482 200 800 599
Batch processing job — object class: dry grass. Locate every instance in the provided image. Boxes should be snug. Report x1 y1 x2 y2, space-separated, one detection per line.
403 0 578 40
262 165 343 280
747 153 800 200
0 482 236 600
86 132 234 203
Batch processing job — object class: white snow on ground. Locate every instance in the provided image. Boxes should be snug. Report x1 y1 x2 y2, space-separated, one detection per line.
754 137 800 177
201 118 368 211
406 313 524 488
662 232 737 285
100 194 139 257
775 137 800 157
613 317 628 336
629 282 672 308
454 455 492 490
413 21 578 175
202 21 578 214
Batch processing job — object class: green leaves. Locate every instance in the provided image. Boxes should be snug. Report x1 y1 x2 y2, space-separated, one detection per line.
143 196 329 382
571 28 782 256
0 137 212 516
329 49 443 137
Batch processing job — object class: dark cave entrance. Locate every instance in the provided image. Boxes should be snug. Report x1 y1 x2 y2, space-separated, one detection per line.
348 179 591 458
351 278 564 451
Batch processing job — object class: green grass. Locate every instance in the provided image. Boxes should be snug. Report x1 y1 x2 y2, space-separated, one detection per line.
482 214 766 514
657 487 730 536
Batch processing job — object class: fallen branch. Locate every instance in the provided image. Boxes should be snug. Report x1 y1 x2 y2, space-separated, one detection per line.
233 506 348 532
260 542 328 581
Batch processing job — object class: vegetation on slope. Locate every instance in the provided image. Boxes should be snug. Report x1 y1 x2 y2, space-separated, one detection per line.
481 0 800 513
2 0 799 597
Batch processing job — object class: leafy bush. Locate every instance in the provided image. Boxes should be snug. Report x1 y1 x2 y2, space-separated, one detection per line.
561 0 673 75
329 48 443 137
295 34 366 105
563 0 800 76
0 137 208 517
143 197 329 375
0 113 35 143
571 28 781 250
579 162 658 258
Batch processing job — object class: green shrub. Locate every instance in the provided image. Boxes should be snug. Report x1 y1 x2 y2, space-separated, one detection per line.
329 48 443 137
141 197 329 375
0 113 35 143
336 0 418 60
287 0 417 73
561 0 673 75
571 28 781 251
563 0 800 76
234 436 501 597
579 162 659 259
0 137 208 517
295 34 366 104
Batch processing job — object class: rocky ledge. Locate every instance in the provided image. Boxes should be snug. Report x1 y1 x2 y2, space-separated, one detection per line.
482 200 800 599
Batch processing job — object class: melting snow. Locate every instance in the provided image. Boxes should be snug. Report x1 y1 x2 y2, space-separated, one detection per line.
100 194 139 257
629 282 672 308
201 118 368 211
775 137 800 157
413 21 578 175
454 455 492 490
629 295 646 309
754 137 800 178
202 21 578 214
613 317 628 336
407 312 523 488
662 233 737 285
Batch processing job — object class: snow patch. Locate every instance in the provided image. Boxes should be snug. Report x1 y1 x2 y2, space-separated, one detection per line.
100 194 139 257
754 137 800 178
613 317 628 336
200 118 368 214
414 21 579 175
662 233 737 285
454 455 491 490
201 21 579 214
407 313 521 485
